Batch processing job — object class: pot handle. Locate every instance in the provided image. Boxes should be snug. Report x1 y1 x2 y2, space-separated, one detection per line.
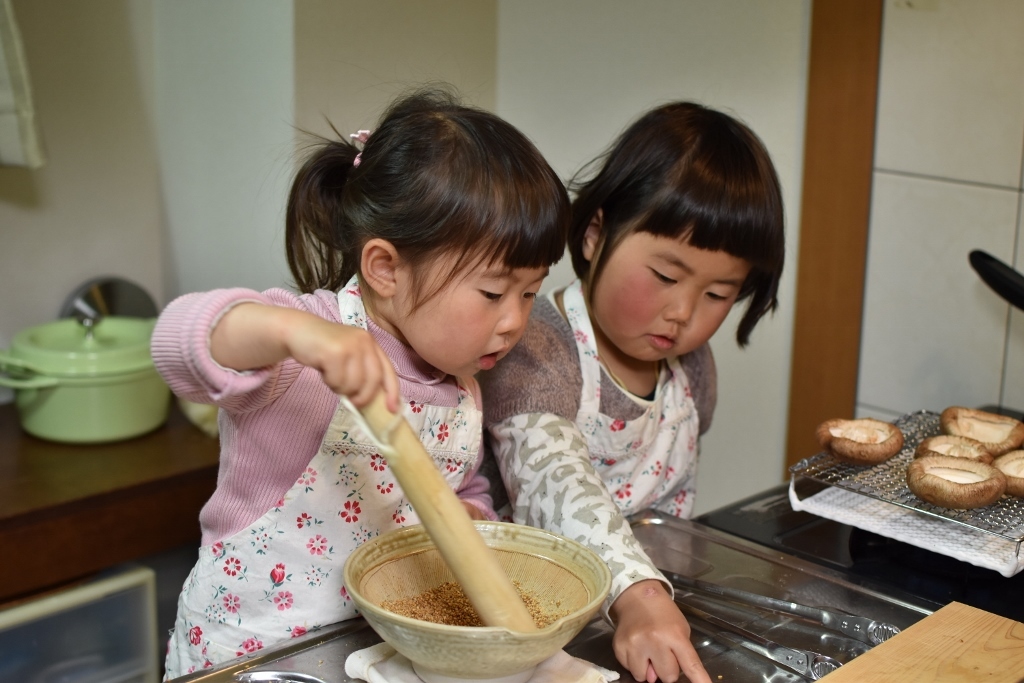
0 353 60 389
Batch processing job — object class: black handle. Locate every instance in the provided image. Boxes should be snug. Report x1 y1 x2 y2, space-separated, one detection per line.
969 250 1024 312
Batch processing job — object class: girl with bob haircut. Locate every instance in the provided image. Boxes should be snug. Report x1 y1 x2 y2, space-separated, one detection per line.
156 87 569 677
481 101 785 683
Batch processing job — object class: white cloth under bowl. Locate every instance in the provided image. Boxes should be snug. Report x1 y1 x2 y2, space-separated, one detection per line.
345 642 619 683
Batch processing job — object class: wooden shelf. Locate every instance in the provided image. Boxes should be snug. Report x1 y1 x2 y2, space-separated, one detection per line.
0 402 219 602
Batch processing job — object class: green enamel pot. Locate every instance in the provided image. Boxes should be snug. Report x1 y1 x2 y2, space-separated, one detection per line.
0 317 170 444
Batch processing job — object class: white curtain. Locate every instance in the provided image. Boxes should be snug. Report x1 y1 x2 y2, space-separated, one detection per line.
0 0 43 168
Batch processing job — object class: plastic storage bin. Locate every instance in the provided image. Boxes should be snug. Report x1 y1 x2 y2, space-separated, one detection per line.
0 566 158 683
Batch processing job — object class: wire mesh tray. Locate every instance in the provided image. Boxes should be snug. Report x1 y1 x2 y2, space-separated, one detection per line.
789 410 1024 543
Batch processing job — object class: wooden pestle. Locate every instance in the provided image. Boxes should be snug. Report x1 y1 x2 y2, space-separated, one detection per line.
358 393 537 632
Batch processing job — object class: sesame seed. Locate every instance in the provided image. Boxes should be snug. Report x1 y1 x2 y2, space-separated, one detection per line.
380 581 570 628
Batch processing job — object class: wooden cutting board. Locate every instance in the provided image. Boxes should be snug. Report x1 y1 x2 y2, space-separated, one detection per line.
823 602 1024 681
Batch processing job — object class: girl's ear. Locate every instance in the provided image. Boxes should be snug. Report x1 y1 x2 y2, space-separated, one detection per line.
581 209 604 263
361 238 401 298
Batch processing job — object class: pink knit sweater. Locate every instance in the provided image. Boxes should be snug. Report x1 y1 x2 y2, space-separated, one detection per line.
151 287 496 546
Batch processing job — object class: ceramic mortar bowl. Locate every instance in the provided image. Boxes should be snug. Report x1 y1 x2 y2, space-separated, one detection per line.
343 521 611 683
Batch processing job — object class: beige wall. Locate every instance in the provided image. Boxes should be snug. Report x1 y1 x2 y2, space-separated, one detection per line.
294 0 496 141
0 0 163 356
496 0 811 514
155 0 497 303
152 0 295 298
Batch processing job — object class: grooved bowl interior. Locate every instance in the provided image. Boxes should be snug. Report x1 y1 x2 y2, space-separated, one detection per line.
343 522 611 682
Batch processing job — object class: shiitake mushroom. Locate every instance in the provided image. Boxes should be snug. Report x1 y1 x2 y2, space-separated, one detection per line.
940 407 1024 457
906 455 1006 510
915 435 993 464
994 450 1024 497
816 418 904 465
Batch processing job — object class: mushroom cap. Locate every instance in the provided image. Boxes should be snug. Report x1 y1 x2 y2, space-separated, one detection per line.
816 418 904 465
940 406 1024 456
906 454 1006 510
994 450 1024 497
914 435 993 464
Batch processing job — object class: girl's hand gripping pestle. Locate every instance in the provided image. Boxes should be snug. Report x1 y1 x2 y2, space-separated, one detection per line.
355 392 537 632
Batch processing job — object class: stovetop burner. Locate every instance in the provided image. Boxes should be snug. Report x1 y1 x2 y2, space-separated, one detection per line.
696 483 1024 622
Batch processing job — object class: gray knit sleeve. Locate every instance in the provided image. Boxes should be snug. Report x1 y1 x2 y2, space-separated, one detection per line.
681 342 717 436
480 297 582 427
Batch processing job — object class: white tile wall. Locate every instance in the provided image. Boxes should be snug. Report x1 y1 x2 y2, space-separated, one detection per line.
874 0 1024 188
858 174 1016 415
1003 209 1024 411
857 0 1024 419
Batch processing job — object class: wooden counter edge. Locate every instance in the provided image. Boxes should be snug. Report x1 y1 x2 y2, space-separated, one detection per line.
0 461 217 603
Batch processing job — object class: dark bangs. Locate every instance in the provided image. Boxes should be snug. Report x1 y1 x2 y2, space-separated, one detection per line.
570 102 785 346
346 91 569 304
642 138 785 345
644 127 783 272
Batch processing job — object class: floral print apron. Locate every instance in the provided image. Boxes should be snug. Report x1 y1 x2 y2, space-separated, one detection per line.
562 279 699 518
165 279 481 678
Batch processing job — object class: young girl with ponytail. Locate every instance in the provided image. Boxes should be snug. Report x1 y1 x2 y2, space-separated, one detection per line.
155 88 569 677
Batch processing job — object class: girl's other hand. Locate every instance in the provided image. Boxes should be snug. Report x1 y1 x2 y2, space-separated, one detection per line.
609 580 712 683
462 501 486 521
210 303 401 412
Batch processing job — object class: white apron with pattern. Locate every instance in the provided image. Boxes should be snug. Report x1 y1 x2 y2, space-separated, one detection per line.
561 279 699 518
165 278 482 678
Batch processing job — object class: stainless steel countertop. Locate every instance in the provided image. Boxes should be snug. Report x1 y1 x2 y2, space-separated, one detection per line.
175 514 937 683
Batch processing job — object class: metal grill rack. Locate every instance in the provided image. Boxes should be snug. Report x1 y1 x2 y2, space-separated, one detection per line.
789 410 1024 544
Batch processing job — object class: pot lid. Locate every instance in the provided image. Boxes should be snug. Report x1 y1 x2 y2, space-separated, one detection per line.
10 316 156 377
59 276 159 320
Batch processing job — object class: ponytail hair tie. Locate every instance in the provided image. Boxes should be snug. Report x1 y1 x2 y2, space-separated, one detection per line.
349 129 371 168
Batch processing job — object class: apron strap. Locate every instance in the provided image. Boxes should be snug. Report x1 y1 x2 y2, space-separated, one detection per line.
559 280 603 416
